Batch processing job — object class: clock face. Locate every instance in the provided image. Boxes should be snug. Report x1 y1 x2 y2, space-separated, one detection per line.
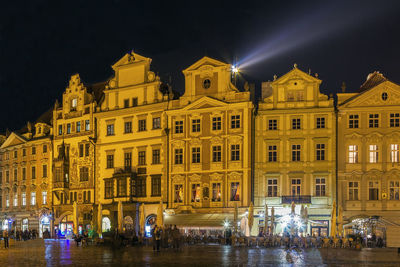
203 79 211 89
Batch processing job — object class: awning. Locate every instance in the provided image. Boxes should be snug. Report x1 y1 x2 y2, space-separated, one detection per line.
164 213 241 230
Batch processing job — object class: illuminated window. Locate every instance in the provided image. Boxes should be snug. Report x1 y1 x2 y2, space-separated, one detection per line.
6 195 9 208
369 114 379 128
348 145 358 163
13 194 18 207
315 178 326 196
316 144 325 161
174 184 183 203
191 184 201 202
291 179 301 196
268 145 277 162
71 98 77 111
230 182 240 201
153 117 161 129
30 192 36 206
67 123 71 134
212 146 221 162
292 144 301 161
349 114 359 128
212 117 222 131
22 192 26 206
212 183 222 202
42 191 47 205
175 121 183 134
390 113 400 127
348 181 359 200
389 181 400 200
76 121 81 133
59 125 63 135
369 181 379 200
391 144 399 163
192 119 200 132
267 179 278 197
369 145 378 163
85 120 90 131
192 147 200 163
174 149 183 164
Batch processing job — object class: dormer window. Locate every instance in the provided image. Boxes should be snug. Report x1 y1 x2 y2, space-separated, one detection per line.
71 98 77 111
203 79 211 89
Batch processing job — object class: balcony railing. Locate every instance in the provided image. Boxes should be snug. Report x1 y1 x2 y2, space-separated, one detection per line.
281 195 312 204
53 181 69 189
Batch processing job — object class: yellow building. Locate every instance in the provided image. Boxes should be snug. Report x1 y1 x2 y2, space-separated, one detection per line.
95 52 168 235
52 74 104 236
337 72 400 237
0 120 53 237
164 57 253 231
254 65 336 236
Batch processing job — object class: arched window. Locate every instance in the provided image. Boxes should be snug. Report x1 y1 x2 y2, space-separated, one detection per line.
22 218 29 231
102 217 111 232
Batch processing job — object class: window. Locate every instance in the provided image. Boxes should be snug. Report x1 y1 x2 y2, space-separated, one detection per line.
212 146 222 162
152 149 160 164
192 119 200 132
13 194 18 207
79 144 84 157
291 179 301 196
107 155 114 168
369 145 378 163
14 150 18 158
85 120 90 131
124 99 129 108
138 119 147 131
138 151 146 165
32 146 36 155
22 167 26 180
292 144 301 161
316 144 325 161
287 92 294 101
80 167 89 181
107 124 114 136
268 119 277 130
391 144 399 163
42 165 47 178
124 121 132 133
67 123 71 134
31 166 36 179
136 176 146 197
105 180 113 199
85 143 90 157
212 117 222 131
151 175 161 196
23 148 26 157
42 191 47 205
14 168 17 182
6 170 10 183
153 117 161 129
22 192 26 206
231 115 240 129
71 98 77 110
124 152 132 170
132 97 138 107
192 147 200 163
389 181 400 200
268 145 277 162
369 181 379 200
267 179 278 197
59 125 63 135
175 149 183 164
292 118 301 129
203 79 211 89
230 182 240 201
369 114 379 128
212 183 222 202
349 114 359 128
296 91 304 101
76 121 81 133
191 184 201 202
348 145 358 163
43 145 47 153
0 171 2 185
382 92 388 101
6 195 9 208
174 184 183 203
315 178 326 196
231 144 240 161
390 113 400 127
316 117 325 129
175 121 183 134
31 192 36 206
117 178 127 197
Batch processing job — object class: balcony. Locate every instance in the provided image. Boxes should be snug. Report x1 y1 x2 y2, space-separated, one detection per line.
53 181 69 189
282 195 312 204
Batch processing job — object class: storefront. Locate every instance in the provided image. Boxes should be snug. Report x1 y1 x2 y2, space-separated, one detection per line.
145 214 157 237
21 218 29 231
58 214 74 238
310 220 329 237
102 217 111 232
39 216 51 238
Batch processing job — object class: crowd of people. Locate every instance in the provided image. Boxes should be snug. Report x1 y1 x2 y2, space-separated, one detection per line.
150 224 182 252
0 229 39 248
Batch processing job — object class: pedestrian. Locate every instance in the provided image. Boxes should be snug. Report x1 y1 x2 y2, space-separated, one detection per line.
172 225 180 250
3 229 9 248
152 225 157 251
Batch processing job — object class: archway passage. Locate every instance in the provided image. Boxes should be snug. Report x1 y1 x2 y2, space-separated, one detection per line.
102 217 111 232
57 214 74 238
145 214 157 237
39 216 51 238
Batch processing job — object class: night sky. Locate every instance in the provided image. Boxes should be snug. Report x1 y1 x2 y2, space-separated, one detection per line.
1 0 399 133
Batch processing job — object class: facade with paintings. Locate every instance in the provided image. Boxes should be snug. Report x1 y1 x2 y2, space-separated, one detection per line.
254 65 336 237
337 72 400 238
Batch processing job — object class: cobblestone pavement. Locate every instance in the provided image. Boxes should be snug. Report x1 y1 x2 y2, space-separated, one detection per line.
0 239 400 266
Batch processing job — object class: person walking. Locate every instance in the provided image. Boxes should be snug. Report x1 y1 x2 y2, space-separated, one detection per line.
155 226 161 252
3 229 9 248
172 225 180 250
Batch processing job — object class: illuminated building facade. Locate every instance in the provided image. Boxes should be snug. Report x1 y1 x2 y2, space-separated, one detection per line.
254 65 336 236
0 120 53 237
51 74 103 236
337 72 400 235
95 52 168 235
164 57 253 228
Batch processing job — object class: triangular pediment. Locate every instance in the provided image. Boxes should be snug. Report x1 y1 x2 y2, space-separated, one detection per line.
340 80 400 108
183 56 229 74
273 67 322 85
0 132 27 149
181 96 228 111
112 51 151 70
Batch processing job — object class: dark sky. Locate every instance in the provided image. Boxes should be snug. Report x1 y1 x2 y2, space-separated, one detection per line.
1 0 400 132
